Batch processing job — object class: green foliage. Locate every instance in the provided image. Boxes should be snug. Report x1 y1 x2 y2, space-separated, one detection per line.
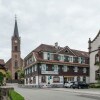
89 83 100 88
9 90 24 100
0 72 4 85
17 69 25 79
6 70 12 80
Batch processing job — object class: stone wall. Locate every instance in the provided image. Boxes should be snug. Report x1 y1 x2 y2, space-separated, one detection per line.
0 87 14 100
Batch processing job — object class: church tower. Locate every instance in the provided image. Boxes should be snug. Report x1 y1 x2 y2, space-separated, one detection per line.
11 17 22 80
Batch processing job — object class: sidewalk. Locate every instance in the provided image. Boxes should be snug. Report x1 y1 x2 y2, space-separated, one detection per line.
48 88 100 96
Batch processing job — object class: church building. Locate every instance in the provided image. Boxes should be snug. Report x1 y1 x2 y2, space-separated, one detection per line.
89 31 100 83
5 18 23 80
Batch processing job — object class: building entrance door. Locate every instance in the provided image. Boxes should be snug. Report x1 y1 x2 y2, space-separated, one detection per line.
15 72 18 80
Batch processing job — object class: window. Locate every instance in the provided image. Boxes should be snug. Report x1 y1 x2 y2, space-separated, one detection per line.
25 70 27 75
26 78 28 84
58 54 64 61
29 78 32 84
32 66 34 72
95 70 100 80
28 68 30 73
27 69 28 74
69 56 73 62
42 64 46 71
95 54 99 65
43 52 51 60
62 66 68 72
54 65 58 71
35 65 37 71
41 76 46 83
33 76 36 83
83 68 87 73
78 57 82 63
74 67 78 72
50 53 54 60
15 61 18 67
82 57 85 64
64 56 69 62
83 76 86 82
53 76 60 83
14 46 18 51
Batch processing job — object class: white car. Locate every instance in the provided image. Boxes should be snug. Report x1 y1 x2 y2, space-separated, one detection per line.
64 81 74 88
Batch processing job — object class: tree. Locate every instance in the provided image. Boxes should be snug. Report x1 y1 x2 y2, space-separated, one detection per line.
6 70 12 80
17 68 25 84
0 72 4 85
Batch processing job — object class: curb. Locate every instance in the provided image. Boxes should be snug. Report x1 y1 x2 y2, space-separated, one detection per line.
44 88 100 96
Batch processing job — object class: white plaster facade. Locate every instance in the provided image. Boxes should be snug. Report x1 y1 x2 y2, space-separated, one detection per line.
89 31 100 83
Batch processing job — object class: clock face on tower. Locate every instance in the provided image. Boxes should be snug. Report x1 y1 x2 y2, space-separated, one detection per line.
14 40 18 43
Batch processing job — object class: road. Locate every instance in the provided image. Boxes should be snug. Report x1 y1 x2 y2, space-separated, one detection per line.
9 84 100 100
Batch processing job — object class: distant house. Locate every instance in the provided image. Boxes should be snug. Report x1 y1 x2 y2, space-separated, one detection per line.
89 31 100 83
0 59 6 85
24 43 89 87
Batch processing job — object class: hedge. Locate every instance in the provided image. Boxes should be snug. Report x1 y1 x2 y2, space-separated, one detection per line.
9 90 24 100
89 83 100 88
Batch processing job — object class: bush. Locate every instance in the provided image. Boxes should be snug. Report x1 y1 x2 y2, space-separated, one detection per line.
89 83 100 88
9 90 24 100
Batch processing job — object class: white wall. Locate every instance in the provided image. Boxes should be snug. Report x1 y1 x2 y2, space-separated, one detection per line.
90 33 100 83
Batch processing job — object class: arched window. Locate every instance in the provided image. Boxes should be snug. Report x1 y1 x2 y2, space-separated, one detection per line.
15 61 18 67
95 54 99 64
95 70 100 80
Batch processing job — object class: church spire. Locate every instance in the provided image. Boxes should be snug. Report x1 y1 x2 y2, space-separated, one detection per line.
13 15 19 37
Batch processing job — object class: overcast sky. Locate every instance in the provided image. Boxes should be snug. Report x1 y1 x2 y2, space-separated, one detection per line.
0 0 100 62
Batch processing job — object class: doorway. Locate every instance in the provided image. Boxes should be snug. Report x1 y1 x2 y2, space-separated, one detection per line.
15 72 18 80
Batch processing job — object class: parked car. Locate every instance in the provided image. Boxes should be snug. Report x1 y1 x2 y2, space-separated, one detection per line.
72 82 89 89
64 81 74 88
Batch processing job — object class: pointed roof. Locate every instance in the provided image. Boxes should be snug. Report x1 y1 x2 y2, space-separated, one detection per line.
91 30 100 43
13 16 19 37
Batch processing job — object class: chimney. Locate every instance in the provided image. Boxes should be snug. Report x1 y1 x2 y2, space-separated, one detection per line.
55 42 58 49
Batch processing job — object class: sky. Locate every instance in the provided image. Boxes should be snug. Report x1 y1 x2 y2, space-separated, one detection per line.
0 0 100 62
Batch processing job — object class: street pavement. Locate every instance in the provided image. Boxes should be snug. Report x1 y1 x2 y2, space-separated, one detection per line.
7 84 100 100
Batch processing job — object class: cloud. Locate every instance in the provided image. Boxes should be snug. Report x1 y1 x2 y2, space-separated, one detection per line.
0 0 100 61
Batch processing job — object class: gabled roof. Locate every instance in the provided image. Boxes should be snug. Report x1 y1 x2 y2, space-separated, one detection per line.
33 44 89 57
71 49 89 57
91 30 100 43
34 44 62 53
57 46 76 56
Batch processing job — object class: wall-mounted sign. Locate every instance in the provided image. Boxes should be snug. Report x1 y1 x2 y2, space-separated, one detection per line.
41 71 58 74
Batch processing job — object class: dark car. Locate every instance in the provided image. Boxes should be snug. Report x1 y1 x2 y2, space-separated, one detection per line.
72 82 89 89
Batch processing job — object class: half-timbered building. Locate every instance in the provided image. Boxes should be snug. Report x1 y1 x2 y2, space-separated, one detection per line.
24 43 89 87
